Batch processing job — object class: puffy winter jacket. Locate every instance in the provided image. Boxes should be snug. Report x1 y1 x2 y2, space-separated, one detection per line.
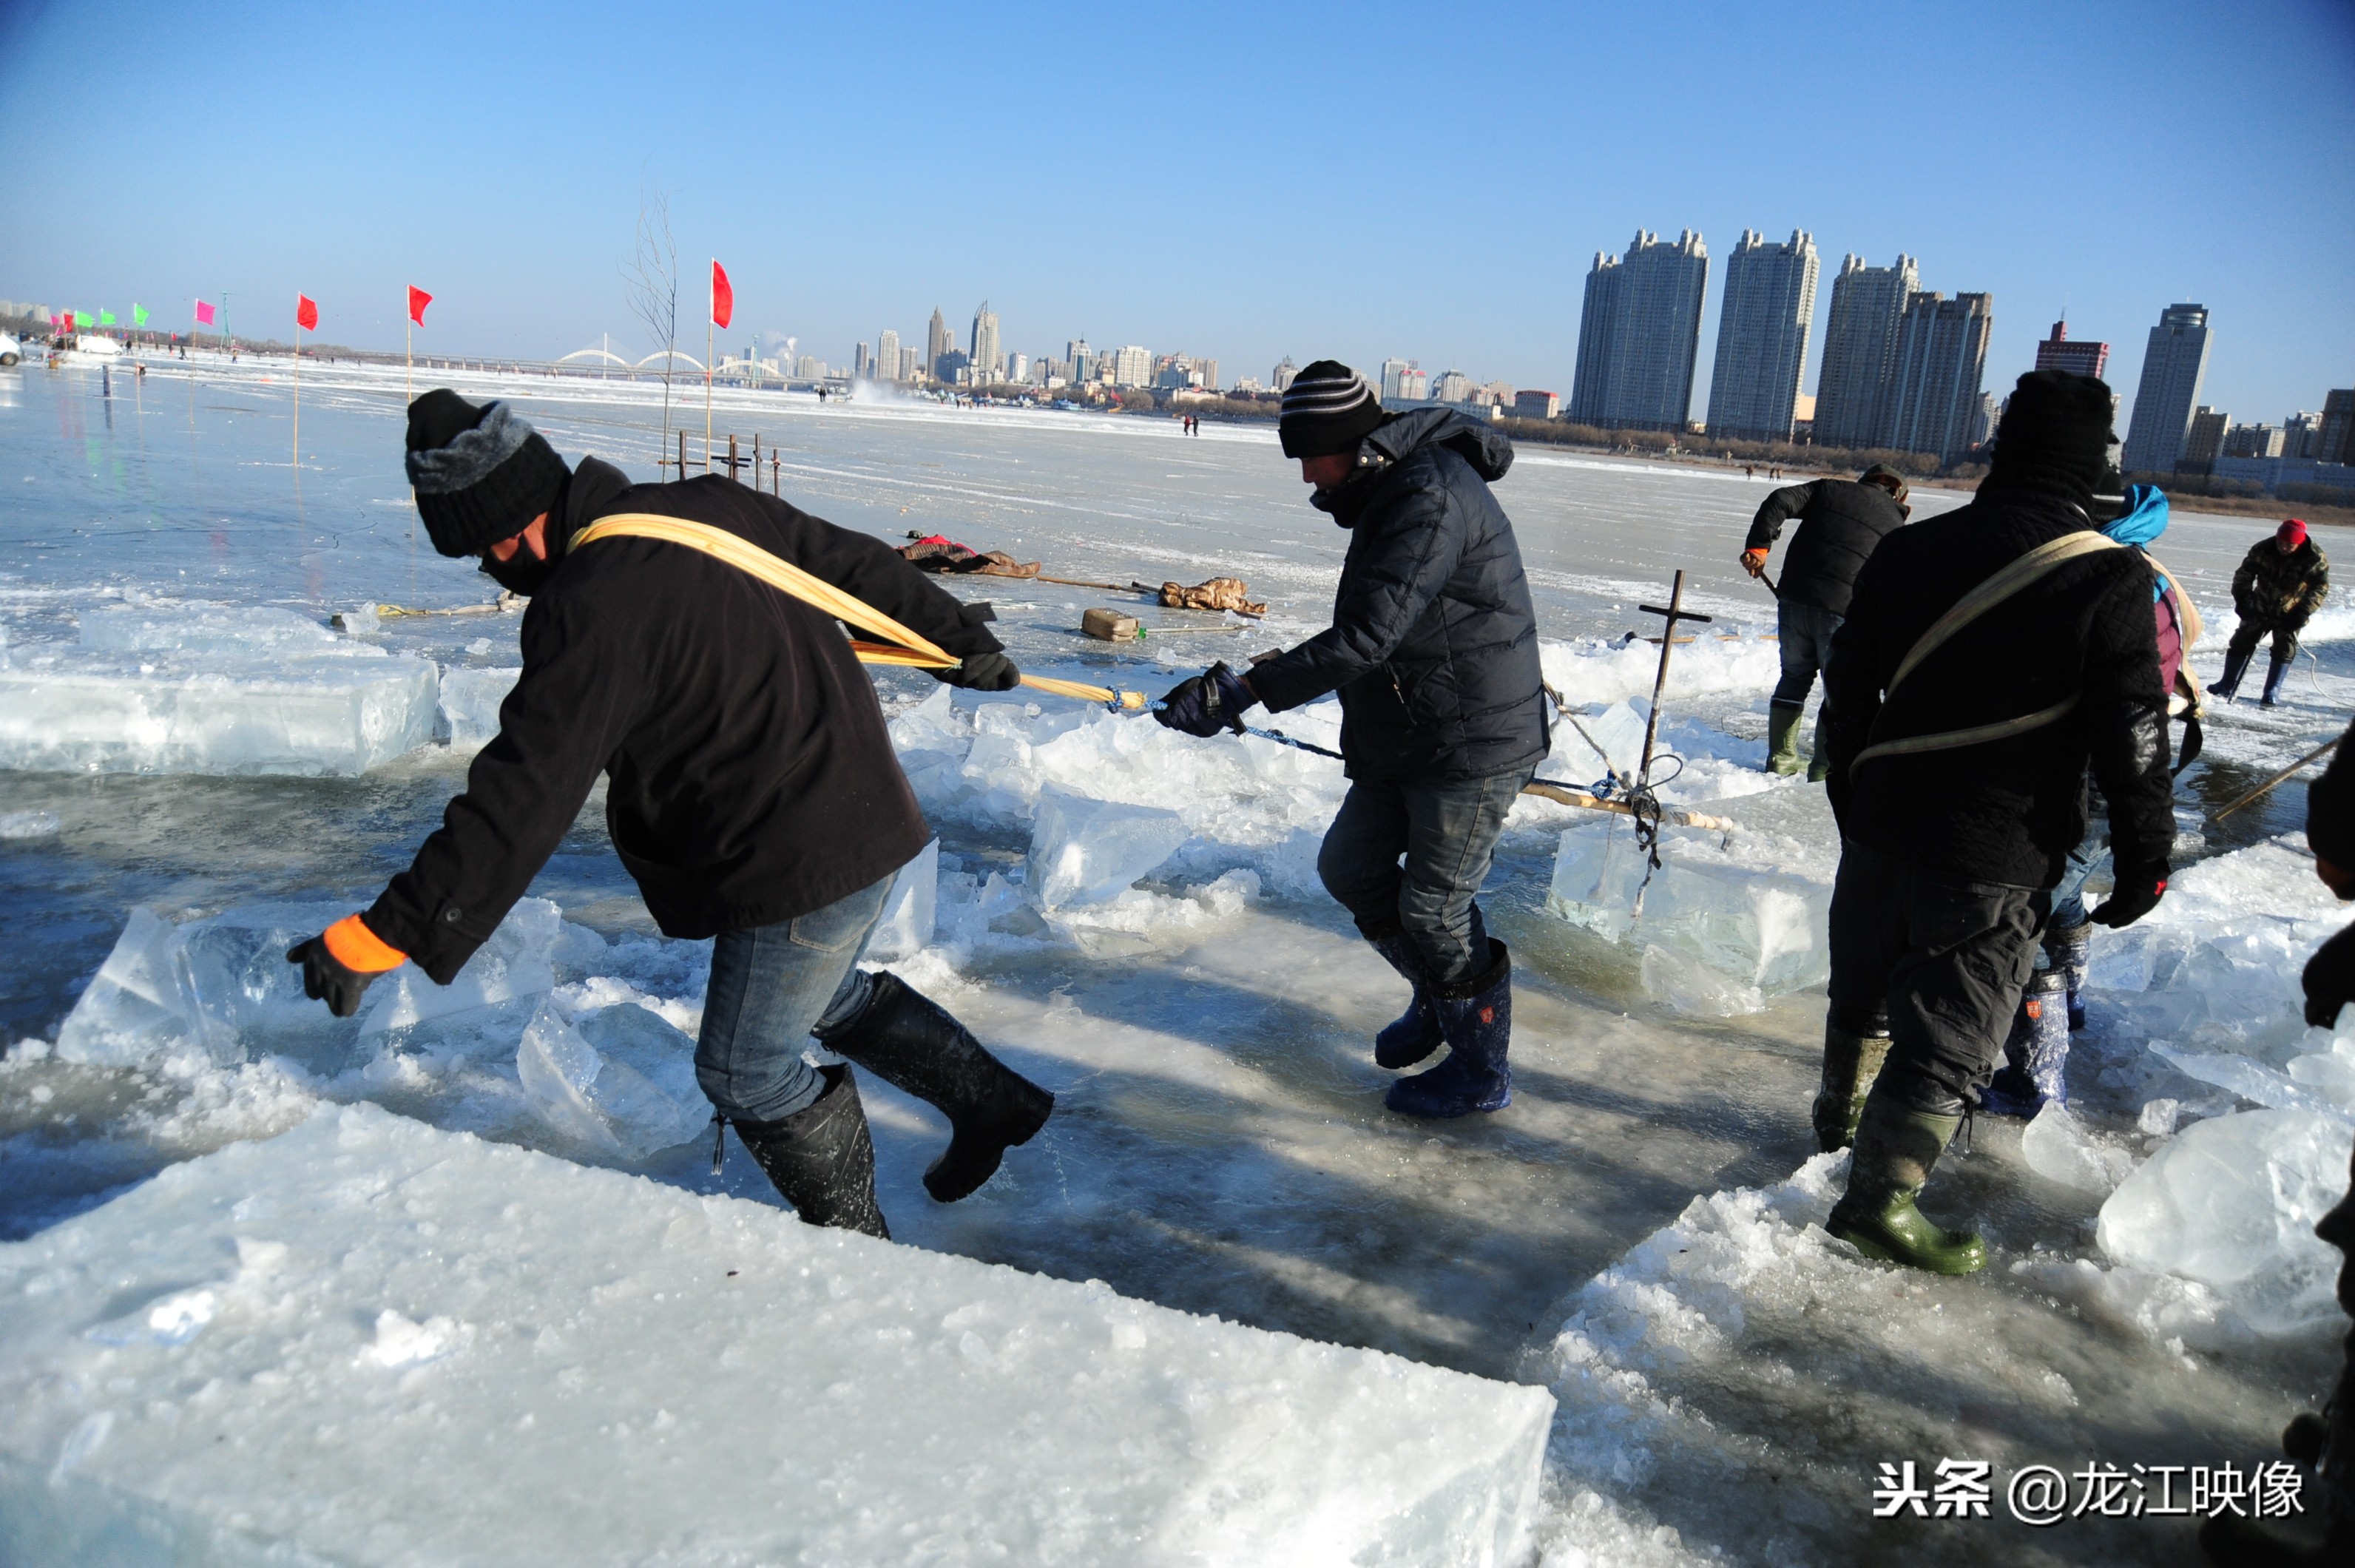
364 457 1001 982
1248 408 1548 780
1742 477 1909 618
1820 482 2175 891
2231 537 2329 629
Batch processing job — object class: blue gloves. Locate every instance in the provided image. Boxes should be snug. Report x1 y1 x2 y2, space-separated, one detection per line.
1154 661 1257 738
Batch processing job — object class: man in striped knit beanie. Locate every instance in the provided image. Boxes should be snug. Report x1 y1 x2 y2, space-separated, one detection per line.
1155 361 1549 1118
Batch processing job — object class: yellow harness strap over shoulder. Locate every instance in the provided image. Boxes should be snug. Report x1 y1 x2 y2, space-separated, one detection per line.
569 513 1131 706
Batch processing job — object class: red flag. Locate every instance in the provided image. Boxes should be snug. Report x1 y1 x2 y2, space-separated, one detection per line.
408 285 432 326
194 299 215 326
710 260 732 329
295 295 319 332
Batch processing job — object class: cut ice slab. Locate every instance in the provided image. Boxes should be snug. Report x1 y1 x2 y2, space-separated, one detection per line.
864 838 939 962
2096 1108 2354 1335
0 1104 1555 1567
514 996 705 1160
53 897 567 1070
1028 785 1191 908
437 664 519 748
1547 783 1838 1013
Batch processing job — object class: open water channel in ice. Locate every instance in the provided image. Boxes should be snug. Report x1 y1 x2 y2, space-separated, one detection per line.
1 354 2351 1564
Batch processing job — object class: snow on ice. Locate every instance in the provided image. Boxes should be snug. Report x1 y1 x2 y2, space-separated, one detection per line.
0 1104 1555 1567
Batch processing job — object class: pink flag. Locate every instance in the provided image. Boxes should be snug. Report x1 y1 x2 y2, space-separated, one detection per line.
195 300 216 326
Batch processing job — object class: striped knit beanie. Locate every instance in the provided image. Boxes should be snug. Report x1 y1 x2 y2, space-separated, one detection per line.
1279 360 1386 459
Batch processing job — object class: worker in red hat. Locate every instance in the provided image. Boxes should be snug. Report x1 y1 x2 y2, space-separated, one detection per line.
2217 518 2330 707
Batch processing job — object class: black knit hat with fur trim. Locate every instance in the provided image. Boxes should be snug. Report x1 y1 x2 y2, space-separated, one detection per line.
1279 360 1386 458
405 390 571 556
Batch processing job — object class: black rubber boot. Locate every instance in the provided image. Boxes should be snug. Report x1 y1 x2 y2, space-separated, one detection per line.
1766 700 1805 775
2044 920 2092 1031
729 1064 890 1237
1386 940 1513 1118
818 970 1053 1203
2216 644 2254 700
1981 969 2071 1118
1811 1020 1892 1154
2262 654 2293 707
1826 1094 1986 1274
1366 930 1445 1069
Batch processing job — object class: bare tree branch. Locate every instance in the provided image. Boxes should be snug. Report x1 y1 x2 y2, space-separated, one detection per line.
622 183 679 455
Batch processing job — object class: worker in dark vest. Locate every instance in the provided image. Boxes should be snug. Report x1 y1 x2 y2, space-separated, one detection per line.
285 392 1054 1237
1813 371 2174 1274
1740 464 1911 779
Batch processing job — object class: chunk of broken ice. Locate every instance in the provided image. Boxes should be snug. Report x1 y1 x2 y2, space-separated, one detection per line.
2095 1108 2354 1334
1027 786 1190 908
436 666 519 748
0 1104 1555 1564
514 997 705 1160
864 839 939 962
2019 1103 2138 1197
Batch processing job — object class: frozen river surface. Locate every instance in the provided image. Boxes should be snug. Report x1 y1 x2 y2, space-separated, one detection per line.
1 356 2350 1564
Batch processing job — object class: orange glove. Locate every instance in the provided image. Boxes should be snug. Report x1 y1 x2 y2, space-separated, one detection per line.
286 914 408 1018
1740 548 1769 578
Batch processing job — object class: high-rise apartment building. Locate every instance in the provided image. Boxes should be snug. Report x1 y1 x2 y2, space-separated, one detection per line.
1886 291 1994 463
2223 422 2285 459
2121 304 2212 474
1380 359 1416 400
1433 369 1471 404
2032 319 2108 381
1513 389 1561 420
2183 407 2229 468
1569 229 1710 431
2318 390 2355 466
854 342 872 380
1812 253 1919 450
2284 411 2327 460
925 310 950 377
876 328 900 382
900 346 920 381
1273 356 1297 391
969 303 1001 381
1112 345 1151 387
1706 228 1819 443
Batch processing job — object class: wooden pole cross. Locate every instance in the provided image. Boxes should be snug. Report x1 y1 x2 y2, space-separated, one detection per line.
1635 570 1711 786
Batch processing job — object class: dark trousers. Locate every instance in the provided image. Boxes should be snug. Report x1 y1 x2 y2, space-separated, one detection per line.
2227 617 2300 666
1318 763 1535 984
1826 839 2047 1110
1771 600 1844 709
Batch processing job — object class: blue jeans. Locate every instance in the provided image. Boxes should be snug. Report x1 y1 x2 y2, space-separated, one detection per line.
1773 600 1845 709
695 876 891 1123
1317 764 1536 984
2047 837 2101 933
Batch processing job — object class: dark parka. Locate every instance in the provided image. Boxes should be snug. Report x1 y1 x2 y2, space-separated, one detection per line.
1248 408 1548 780
1743 478 1909 618
2231 536 2330 629
364 458 1001 982
1820 483 2175 892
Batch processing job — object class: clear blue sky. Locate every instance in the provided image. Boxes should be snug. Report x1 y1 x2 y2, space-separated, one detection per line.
1 0 2348 427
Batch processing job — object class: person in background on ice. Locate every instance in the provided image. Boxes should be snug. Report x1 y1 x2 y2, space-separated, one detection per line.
2203 714 2355 1566
1811 370 2174 1274
1738 462 1911 779
1152 361 1547 1118
1981 477 2203 1118
2215 518 2328 706
284 391 1054 1239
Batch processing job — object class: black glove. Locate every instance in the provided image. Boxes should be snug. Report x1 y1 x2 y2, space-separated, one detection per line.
2089 867 2167 930
287 934 382 1018
935 651 1020 691
2303 923 2355 1027
1153 661 1257 738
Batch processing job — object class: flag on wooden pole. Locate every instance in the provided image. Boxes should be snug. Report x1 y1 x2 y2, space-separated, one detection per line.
706 260 730 471
405 285 431 404
296 295 319 332
132 304 149 328
97 309 115 326
407 286 431 326
293 295 317 468
710 261 732 330
195 300 215 326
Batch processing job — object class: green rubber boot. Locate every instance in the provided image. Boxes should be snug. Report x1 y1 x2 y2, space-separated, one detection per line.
1826 1097 1987 1275
1806 723 1832 783
1766 700 1805 775
1811 1023 1892 1153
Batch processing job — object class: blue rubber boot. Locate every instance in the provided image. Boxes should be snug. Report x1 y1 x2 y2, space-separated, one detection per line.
1385 940 1513 1118
1979 969 2070 1118
1365 931 1445 1070
2043 921 2091 1032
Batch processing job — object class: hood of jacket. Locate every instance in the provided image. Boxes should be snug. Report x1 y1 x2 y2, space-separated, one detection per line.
1362 406 1513 483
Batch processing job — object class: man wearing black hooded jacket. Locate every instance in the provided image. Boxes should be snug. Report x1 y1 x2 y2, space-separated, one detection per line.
1812 371 2175 1274
1154 361 1547 1120
284 391 1055 1238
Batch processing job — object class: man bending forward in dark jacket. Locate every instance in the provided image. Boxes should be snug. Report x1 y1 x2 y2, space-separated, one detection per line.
1154 362 1549 1118
285 391 1054 1237
1813 371 2173 1274
1739 463 1911 778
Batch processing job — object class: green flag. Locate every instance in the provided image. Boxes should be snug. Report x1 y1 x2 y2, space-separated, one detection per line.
132 304 149 328
72 310 92 328
96 309 115 326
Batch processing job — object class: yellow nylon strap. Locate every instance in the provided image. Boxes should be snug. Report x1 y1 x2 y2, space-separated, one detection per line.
1887 531 2123 697
572 513 1128 705
1851 695 2081 774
